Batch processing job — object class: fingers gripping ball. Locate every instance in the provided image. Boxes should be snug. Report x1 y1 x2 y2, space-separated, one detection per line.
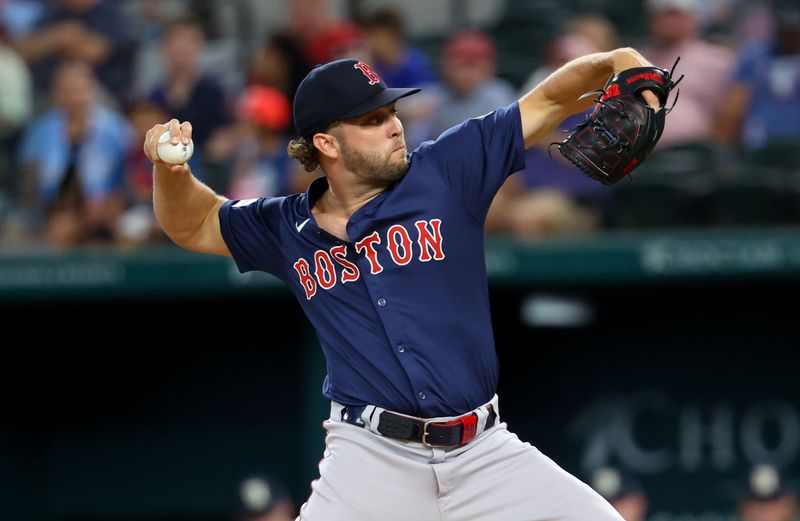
157 130 194 165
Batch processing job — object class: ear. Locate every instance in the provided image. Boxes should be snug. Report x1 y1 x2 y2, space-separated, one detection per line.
313 132 340 160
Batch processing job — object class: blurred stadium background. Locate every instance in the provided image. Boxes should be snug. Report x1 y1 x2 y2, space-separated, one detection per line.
1 0 799 520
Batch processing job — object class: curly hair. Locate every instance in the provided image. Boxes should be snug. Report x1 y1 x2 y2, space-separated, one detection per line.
287 124 342 173
287 137 321 172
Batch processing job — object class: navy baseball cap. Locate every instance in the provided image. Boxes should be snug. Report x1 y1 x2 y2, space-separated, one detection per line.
293 58 420 138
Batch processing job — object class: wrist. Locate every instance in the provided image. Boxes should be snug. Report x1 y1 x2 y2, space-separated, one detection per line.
609 47 653 74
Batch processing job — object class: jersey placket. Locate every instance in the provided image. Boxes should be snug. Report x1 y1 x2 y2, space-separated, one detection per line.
353 247 435 407
347 206 432 410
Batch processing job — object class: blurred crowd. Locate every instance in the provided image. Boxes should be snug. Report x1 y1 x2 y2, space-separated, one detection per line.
234 463 799 521
588 464 799 521
0 0 799 251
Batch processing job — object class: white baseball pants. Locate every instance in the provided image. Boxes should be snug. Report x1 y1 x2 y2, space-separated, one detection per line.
297 397 624 521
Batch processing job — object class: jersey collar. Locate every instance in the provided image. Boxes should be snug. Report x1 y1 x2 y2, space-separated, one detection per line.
298 175 330 220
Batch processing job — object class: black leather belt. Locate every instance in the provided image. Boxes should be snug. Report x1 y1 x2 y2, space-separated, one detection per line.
341 404 497 448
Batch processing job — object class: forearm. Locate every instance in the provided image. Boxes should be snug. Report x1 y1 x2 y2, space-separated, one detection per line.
538 48 652 113
152 163 224 245
520 48 655 147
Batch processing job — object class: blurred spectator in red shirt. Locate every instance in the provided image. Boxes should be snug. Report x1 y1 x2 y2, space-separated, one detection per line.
287 0 364 65
207 86 309 200
248 32 309 101
417 30 516 142
246 31 310 136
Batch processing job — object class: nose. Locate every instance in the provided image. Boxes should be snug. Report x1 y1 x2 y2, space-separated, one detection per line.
388 114 403 138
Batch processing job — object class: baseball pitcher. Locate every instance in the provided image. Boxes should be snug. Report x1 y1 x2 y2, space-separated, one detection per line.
144 47 678 520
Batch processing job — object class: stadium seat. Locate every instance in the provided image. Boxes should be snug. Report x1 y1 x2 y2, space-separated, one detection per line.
611 182 698 228
740 141 800 173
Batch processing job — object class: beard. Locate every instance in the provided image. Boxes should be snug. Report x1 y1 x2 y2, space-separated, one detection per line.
339 136 409 183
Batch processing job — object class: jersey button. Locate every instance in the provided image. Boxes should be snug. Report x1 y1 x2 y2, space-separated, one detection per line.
377 298 387 307
397 344 406 353
418 391 426 400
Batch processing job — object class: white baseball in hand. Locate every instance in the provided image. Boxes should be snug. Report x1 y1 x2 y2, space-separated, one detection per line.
157 130 194 165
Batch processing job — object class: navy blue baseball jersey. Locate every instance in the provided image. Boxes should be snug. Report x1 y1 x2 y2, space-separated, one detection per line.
219 102 525 417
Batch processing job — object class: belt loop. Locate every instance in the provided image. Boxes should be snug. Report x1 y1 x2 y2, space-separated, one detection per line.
474 405 490 433
474 395 500 434
330 401 346 421
365 406 385 435
490 394 500 418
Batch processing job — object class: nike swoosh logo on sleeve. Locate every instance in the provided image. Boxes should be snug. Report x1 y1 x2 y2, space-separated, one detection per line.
233 198 258 208
295 218 311 232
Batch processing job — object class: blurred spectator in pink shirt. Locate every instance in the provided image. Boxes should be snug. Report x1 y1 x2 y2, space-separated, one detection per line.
520 14 619 94
642 0 735 147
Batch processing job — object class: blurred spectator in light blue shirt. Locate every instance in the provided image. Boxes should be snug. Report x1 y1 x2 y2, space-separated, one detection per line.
18 60 132 248
0 0 46 39
0 24 32 200
716 0 800 150
413 29 516 146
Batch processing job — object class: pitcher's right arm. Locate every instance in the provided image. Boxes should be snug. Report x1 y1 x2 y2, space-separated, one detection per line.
146 119 231 257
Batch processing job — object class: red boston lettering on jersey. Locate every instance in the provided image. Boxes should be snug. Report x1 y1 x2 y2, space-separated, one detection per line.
330 244 360 283
293 258 317 300
415 219 445 261
290 218 447 300
354 62 381 85
386 224 413 266
355 231 384 274
314 250 337 290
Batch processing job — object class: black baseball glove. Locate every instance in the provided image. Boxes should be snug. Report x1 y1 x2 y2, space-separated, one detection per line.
552 59 683 185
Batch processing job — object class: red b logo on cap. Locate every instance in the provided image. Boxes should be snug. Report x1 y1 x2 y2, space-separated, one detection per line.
354 62 380 85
